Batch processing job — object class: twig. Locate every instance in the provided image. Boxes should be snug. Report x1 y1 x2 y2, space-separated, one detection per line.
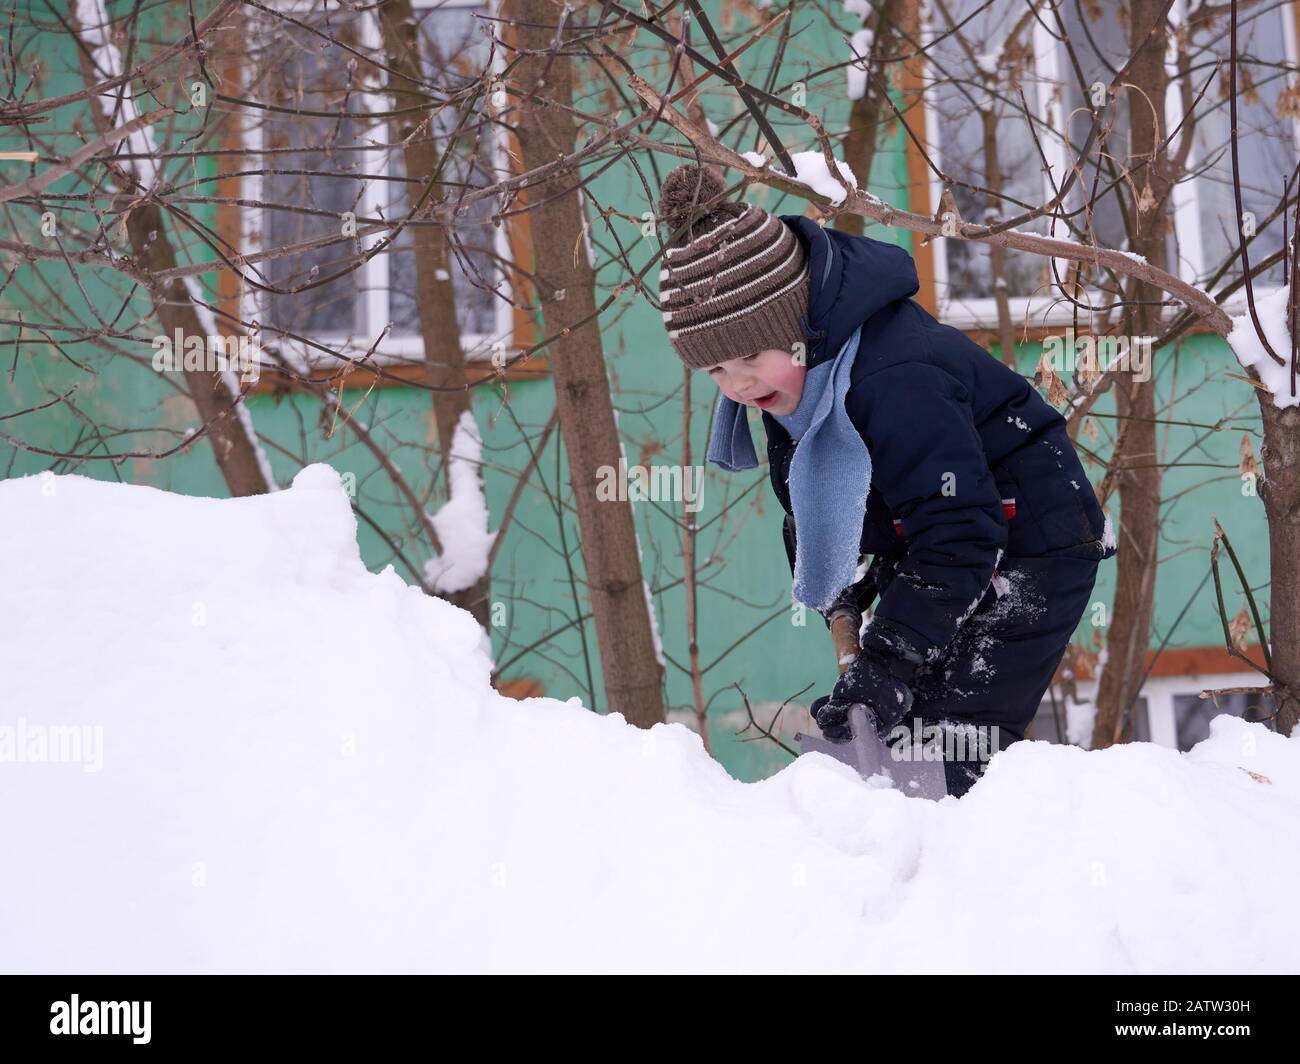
732 682 811 759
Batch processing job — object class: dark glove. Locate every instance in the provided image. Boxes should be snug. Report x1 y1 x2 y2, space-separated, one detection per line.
808 694 862 743
809 622 925 742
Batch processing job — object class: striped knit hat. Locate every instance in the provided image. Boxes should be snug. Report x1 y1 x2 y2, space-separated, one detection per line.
657 165 811 369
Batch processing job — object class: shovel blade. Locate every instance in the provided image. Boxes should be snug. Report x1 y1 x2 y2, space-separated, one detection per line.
795 706 949 800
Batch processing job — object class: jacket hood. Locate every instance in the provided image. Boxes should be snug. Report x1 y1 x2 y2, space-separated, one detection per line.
778 216 919 370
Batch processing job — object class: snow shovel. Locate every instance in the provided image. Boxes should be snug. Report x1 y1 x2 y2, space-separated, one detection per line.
796 611 948 797
794 705 949 799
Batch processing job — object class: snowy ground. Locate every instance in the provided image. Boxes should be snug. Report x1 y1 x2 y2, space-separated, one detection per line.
1 467 1297 973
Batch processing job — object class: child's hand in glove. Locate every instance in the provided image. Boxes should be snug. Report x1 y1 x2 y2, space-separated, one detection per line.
808 623 924 742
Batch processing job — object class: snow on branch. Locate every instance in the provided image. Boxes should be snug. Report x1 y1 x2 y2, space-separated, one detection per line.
424 411 498 594
1227 285 1299 409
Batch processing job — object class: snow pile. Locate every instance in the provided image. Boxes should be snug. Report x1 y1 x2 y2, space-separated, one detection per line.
1226 284 1299 409
1 468 1298 973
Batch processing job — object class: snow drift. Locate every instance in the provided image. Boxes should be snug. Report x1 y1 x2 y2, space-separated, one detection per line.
1 466 1297 973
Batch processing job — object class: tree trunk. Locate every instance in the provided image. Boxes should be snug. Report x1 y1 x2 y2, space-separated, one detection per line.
505 0 665 726
71 0 270 498
124 206 273 497
1257 399 1300 734
681 364 711 752
378 0 489 626
1091 0 1169 749
1092 372 1160 749
836 0 901 238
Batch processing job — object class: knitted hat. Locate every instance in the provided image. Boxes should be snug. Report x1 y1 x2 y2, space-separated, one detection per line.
657 165 811 369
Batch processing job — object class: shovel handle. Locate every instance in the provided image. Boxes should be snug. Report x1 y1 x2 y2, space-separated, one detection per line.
829 610 861 674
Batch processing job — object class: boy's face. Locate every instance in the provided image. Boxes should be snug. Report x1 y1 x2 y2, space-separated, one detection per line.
703 349 806 416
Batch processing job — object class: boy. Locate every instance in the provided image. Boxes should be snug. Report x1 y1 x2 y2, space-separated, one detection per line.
657 165 1115 797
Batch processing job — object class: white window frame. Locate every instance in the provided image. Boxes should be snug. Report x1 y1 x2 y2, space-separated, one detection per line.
240 0 515 372
921 0 1300 330
1040 671 1271 750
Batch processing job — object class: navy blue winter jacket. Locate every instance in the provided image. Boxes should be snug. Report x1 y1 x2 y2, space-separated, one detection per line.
765 217 1115 661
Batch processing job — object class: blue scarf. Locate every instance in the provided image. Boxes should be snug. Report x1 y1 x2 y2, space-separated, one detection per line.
705 326 871 612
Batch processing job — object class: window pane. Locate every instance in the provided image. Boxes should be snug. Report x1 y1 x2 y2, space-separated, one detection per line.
388 5 499 343
1056 0 1134 286
1188 4 1298 286
928 0 1054 301
255 14 369 339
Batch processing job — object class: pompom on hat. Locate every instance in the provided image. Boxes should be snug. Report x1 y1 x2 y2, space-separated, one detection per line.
656 164 811 370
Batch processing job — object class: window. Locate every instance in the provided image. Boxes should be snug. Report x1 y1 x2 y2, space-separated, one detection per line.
1030 673 1272 749
241 0 513 370
921 0 1300 327
923 0 1055 308
1172 689 1275 751
1178 1 1300 289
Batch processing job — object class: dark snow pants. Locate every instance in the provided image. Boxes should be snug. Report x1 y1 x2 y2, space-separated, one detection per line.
876 546 1101 798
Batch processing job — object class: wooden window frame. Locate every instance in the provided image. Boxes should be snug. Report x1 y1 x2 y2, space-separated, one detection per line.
214 0 546 392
